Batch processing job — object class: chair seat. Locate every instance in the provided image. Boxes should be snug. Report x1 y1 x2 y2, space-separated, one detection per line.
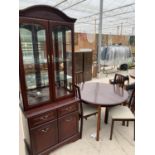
82 103 97 116
109 105 134 119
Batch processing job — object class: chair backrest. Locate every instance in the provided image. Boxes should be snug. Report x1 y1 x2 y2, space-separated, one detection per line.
75 71 84 85
74 84 83 115
128 88 135 114
74 84 82 100
126 83 135 91
114 73 129 88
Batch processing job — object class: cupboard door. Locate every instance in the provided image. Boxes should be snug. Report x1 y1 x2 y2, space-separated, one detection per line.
19 18 52 108
58 112 78 142
50 23 74 99
83 52 92 81
75 52 83 72
30 120 58 154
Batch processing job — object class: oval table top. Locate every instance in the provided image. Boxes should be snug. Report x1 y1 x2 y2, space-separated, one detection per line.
80 82 129 107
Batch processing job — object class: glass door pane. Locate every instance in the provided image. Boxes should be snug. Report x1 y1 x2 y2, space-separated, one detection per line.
20 23 50 105
52 26 73 98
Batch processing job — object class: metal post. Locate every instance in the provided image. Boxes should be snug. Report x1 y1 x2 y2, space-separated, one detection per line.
121 23 123 35
97 0 104 78
132 27 135 35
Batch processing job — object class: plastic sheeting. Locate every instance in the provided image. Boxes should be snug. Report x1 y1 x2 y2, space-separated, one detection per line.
100 45 133 66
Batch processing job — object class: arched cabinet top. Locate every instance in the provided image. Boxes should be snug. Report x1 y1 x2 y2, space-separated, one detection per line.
19 5 76 23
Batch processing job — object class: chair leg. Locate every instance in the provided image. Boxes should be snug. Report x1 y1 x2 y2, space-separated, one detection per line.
122 120 125 126
96 106 101 141
126 121 129 127
105 107 109 124
80 116 83 139
110 120 115 140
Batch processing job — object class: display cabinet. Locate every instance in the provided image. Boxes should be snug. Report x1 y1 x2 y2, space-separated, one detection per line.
19 5 80 155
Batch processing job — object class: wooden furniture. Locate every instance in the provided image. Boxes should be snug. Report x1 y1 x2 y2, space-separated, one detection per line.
109 89 135 140
109 73 129 88
80 82 129 141
74 72 97 119
74 51 92 82
19 5 80 155
74 84 98 138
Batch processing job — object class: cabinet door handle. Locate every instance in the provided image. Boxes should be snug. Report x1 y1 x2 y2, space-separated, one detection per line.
65 117 73 122
41 128 49 133
40 115 49 120
48 55 50 63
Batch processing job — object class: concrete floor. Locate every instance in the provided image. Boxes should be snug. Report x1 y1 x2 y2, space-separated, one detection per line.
19 69 135 155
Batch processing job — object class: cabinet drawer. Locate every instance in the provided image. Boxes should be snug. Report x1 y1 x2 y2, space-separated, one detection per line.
30 120 58 154
58 103 78 117
29 110 57 128
58 112 78 142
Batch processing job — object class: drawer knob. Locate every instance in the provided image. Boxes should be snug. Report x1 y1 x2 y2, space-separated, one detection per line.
65 107 72 111
40 115 49 120
41 128 49 133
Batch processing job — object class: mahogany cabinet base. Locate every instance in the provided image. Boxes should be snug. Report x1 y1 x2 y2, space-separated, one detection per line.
24 133 80 155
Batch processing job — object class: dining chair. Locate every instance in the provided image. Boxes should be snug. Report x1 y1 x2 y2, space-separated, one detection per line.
75 71 98 117
108 89 135 140
109 73 129 88
106 73 130 125
74 84 98 138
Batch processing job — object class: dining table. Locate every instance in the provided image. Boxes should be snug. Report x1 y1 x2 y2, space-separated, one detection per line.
80 82 129 141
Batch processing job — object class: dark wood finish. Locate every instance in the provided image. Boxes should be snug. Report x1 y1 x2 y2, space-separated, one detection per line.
29 110 57 128
104 107 109 124
110 119 135 140
109 73 129 88
96 106 101 141
74 51 92 82
83 52 92 81
58 103 78 117
75 71 84 84
80 82 129 141
74 52 83 73
110 120 114 140
81 83 128 106
30 120 58 154
74 84 97 139
109 89 135 140
19 5 79 155
19 5 76 23
58 111 79 142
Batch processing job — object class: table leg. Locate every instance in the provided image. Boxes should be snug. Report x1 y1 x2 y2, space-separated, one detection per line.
104 107 109 124
96 106 101 141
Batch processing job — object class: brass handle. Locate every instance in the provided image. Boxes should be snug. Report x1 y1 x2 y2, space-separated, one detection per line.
40 115 49 120
48 55 50 63
41 128 49 133
65 117 73 122
65 107 72 111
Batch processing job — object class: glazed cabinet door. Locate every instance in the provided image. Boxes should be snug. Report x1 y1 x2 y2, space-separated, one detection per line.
49 22 74 99
19 18 52 110
30 120 58 155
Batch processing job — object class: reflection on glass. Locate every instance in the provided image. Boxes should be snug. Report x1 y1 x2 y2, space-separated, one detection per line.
52 26 73 98
20 23 50 105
